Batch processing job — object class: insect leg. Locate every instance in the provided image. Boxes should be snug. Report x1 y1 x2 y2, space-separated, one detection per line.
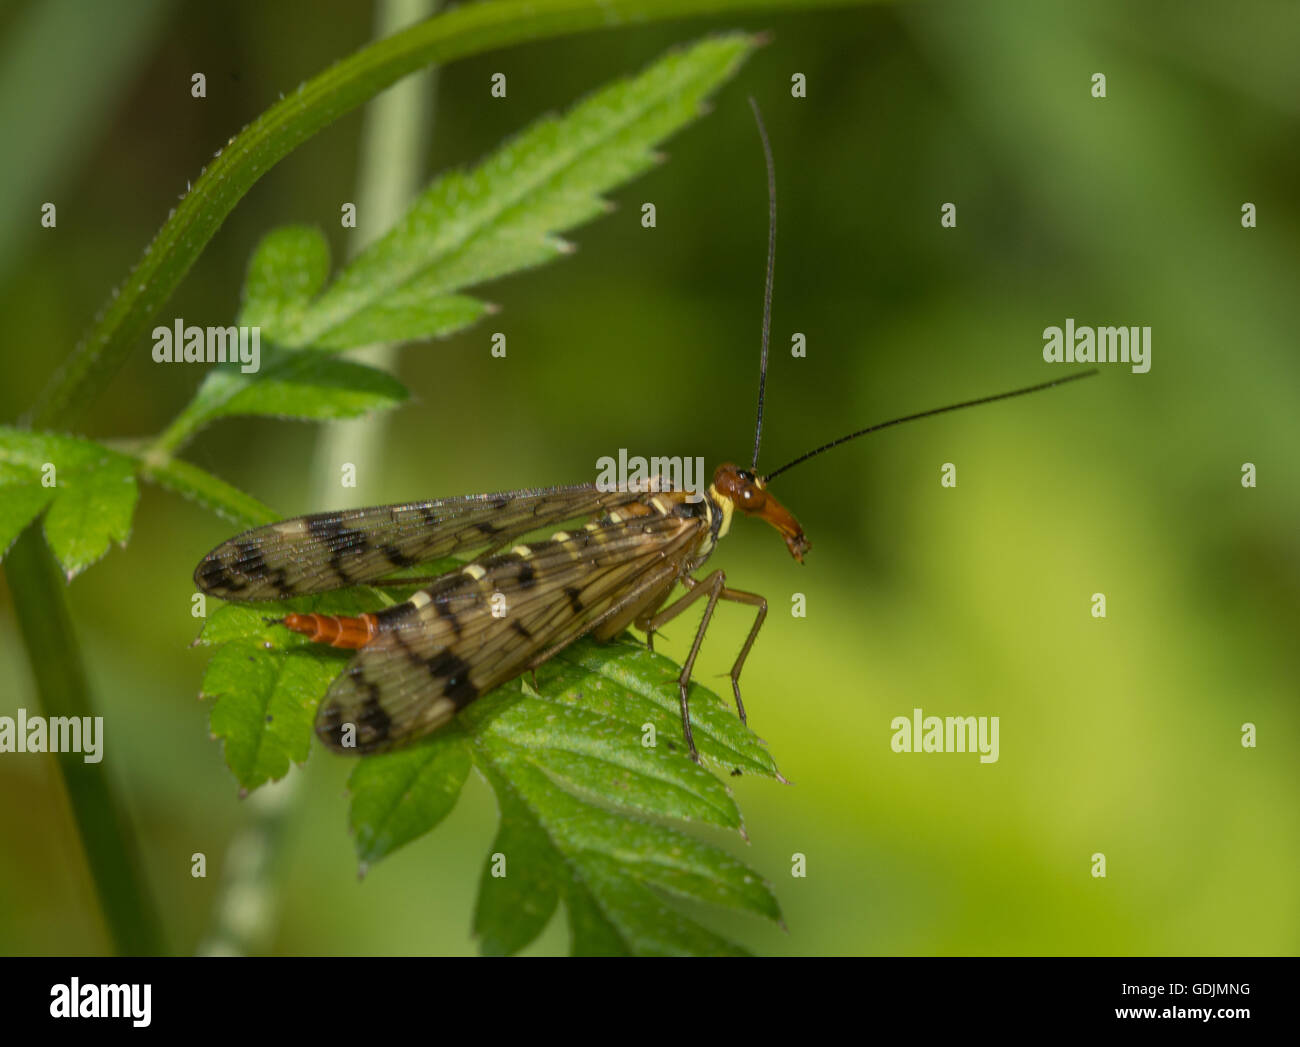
715 587 767 725
639 571 728 763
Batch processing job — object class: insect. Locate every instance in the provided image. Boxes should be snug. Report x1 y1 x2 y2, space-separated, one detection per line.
194 101 1097 762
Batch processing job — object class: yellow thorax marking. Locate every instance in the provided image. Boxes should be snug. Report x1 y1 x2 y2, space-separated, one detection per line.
708 483 735 538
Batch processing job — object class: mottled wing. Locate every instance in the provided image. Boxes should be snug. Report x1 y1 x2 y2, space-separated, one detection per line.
194 482 645 600
315 506 704 752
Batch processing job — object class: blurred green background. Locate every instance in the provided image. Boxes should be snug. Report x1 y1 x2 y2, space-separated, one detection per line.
1 0 1297 956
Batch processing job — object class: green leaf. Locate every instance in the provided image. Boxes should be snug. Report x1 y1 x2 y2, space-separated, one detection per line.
471 755 774 956
209 352 409 423
460 641 782 955
153 351 408 452
283 33 758 350
238 225 331 336
347 728 472 867
0 484 54 560
0 427 139 578
310 292 487 352
205 641 349 791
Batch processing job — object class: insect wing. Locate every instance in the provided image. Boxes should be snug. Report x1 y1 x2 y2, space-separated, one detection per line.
315 510 701 752
194 482 643 601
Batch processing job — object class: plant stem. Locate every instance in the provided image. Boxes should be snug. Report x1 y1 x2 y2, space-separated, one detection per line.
142 371 248 461
6 525 166 955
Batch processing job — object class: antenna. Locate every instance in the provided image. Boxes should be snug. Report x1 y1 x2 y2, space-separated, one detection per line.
763 369 1099 482
749 96 776 473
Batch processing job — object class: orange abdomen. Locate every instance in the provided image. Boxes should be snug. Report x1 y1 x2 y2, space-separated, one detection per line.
282 612 380 649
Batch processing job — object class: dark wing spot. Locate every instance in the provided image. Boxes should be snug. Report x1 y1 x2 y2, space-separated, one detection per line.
195 556 244 594
434 599 463 637
307 516 343 540
475 520 502 536
517 563 536 588
428 650 477 707
234 540 294 596
234 540 270 579
316 678 391 751
357 684 392 743
381 543 416 568
563 586 584 613
512 620 533 639
308 517 371 556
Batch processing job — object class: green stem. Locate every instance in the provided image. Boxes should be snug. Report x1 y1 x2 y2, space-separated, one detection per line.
24 0 872 431
6 525 166 955
143 371 249 461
